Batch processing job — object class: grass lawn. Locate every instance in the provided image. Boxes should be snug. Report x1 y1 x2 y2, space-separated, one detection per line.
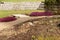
0 0 45 18
1 0 44 2
0 10 44 18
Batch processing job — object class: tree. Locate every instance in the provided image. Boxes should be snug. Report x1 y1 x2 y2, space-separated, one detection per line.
56 0 60 15
45 0 60 15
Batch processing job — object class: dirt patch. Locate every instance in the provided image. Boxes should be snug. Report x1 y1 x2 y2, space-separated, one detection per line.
0 17 60 40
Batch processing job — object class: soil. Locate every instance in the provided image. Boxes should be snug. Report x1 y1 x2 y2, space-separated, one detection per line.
0 17 60 40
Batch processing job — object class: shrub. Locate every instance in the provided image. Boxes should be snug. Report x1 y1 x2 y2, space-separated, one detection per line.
0 16 16 22
30 12 52 16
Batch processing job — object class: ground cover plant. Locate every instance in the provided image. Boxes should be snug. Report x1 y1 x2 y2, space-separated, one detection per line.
30 11 52 16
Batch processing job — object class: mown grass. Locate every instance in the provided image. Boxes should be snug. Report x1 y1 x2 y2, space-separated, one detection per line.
0 0 45 17
1 0 44 2
0 10 44 18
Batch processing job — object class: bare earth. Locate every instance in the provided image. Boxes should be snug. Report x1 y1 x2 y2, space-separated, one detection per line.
0 16 60 40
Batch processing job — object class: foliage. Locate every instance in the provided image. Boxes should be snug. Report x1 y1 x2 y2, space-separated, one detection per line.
30 12 52 16
0 16 16 22
45 0 60 15
32 35 36 40
31 35 60 40
37 36 60 40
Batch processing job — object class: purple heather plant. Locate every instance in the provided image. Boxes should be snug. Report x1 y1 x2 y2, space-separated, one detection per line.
0 16 16 22
30 11 52 16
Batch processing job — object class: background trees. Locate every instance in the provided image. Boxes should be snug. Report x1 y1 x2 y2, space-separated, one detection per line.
45 0 60 15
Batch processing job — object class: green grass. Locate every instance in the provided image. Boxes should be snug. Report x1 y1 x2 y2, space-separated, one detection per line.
0 0 45 18
37 36 60 40
32 35 60 40
0 10 44 18
1 0 44 2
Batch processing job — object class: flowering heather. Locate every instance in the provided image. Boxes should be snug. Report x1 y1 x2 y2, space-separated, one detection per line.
0 16 16 22
30 12 52 16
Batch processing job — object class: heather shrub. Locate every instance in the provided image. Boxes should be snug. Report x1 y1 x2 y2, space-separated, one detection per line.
30 12 52 16
0 16 16 22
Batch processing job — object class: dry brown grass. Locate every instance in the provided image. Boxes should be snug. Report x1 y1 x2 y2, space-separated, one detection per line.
0 17 60 40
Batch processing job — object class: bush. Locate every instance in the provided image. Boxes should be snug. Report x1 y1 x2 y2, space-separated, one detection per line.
0 16 16 22
30 12 52 16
